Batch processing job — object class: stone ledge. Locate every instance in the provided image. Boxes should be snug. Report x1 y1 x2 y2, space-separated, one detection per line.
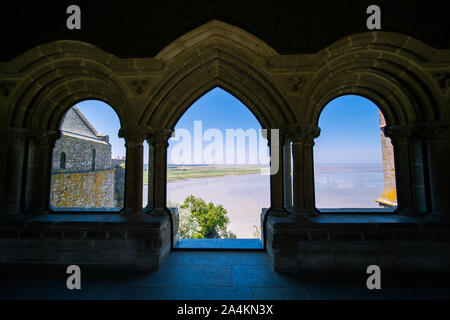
265 215 450 273
0 214 173 272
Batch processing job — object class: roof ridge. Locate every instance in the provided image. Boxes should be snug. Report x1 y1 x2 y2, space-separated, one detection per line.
71 105 100 137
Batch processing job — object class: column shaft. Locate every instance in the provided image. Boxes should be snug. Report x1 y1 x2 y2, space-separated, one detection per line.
385 125 416 215
283 142 293 209
123 142 144 214
149 129 173 217
418 121 450 218
24 130 60 213
286 124 320 218
392 140 415 214
425 139 449 215
267 129 287 217
145 143 155 210
119 126 148 216
291 141 304 213
0 128 28 215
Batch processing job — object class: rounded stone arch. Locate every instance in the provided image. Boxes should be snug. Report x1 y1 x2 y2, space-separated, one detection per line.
309 79 404 128
7 40 130 130
305 32 442 127
140 20 294 130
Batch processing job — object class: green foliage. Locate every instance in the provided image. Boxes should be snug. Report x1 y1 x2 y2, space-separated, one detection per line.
169 200 200 239
178 195 236 239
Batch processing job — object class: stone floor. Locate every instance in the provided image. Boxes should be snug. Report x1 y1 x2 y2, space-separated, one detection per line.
0 251 449 300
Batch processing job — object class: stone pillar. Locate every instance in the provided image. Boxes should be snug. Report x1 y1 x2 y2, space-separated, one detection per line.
283 140 293 210
384 125 416 216
285 124 320 219
119 126 148 216
418 121 450 220
0 127 29 215
24 129 60 213
265 129 288 217
145 143 155 211
148 128 173 217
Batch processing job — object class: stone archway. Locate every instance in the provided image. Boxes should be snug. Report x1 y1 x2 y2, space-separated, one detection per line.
140 20 294 130
0 20 449 272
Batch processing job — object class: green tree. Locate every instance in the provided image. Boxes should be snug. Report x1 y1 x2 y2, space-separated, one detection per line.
180 195 236 239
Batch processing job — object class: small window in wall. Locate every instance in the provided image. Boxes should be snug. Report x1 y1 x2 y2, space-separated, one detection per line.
313 95 397 211
92 149 96 171
50 100 125 211
60 152 66 169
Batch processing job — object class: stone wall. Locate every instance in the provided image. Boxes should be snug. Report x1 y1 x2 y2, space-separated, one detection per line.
114 167 125 208
50 170 116 208
52 135 112 173
0 214 173 272
265 215 450 272
377 112 397 207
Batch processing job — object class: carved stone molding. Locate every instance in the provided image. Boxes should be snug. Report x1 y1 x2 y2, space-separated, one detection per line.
284 124 321 145
130 79 149 95
0 127 30 145
261 128 283 147
0 81 17 99
30 129 61 147
283 75 304 95
432 72 450 92
383 125 415 142
118 124 152 146
148 128 174 147
417 121 450 140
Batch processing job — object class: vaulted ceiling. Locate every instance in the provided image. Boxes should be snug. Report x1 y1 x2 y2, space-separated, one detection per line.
1 0 449 61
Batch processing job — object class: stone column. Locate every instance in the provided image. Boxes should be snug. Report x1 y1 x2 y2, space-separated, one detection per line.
265 128 288 217
285 124 320 219
148 128 173 217
384 125 416 216
144 143 155 211
119 126 148 216
418 121 450 220
24 129 60 214
0 127 29 215
283 139 293 210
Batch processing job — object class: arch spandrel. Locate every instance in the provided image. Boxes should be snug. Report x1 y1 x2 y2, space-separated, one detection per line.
140 21 294 130
1 42 131 130
155 20 279 61
303 32 445 126
1 23 448 134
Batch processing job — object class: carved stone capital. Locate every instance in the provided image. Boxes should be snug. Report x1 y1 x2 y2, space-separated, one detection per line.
148 128 174 147
416 121 450 140
383 125 414 142
261 128 283 147
118 124 152 147
30 129 61 147
0 127 30 145
284 124 320 144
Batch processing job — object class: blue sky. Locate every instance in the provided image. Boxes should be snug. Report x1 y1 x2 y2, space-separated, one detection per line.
74 88 383 165
314 95 383 164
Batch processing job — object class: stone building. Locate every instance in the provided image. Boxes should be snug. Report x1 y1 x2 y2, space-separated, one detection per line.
0 2 449 274
376 112 397 207
50 106 119 208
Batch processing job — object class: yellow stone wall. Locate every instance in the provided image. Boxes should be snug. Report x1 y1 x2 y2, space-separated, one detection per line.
50 170 116 208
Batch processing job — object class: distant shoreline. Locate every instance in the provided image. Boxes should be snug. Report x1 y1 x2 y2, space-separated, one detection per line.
141 163 383 183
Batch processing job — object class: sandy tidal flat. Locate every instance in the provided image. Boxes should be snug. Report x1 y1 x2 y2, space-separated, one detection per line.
142 164 386 238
